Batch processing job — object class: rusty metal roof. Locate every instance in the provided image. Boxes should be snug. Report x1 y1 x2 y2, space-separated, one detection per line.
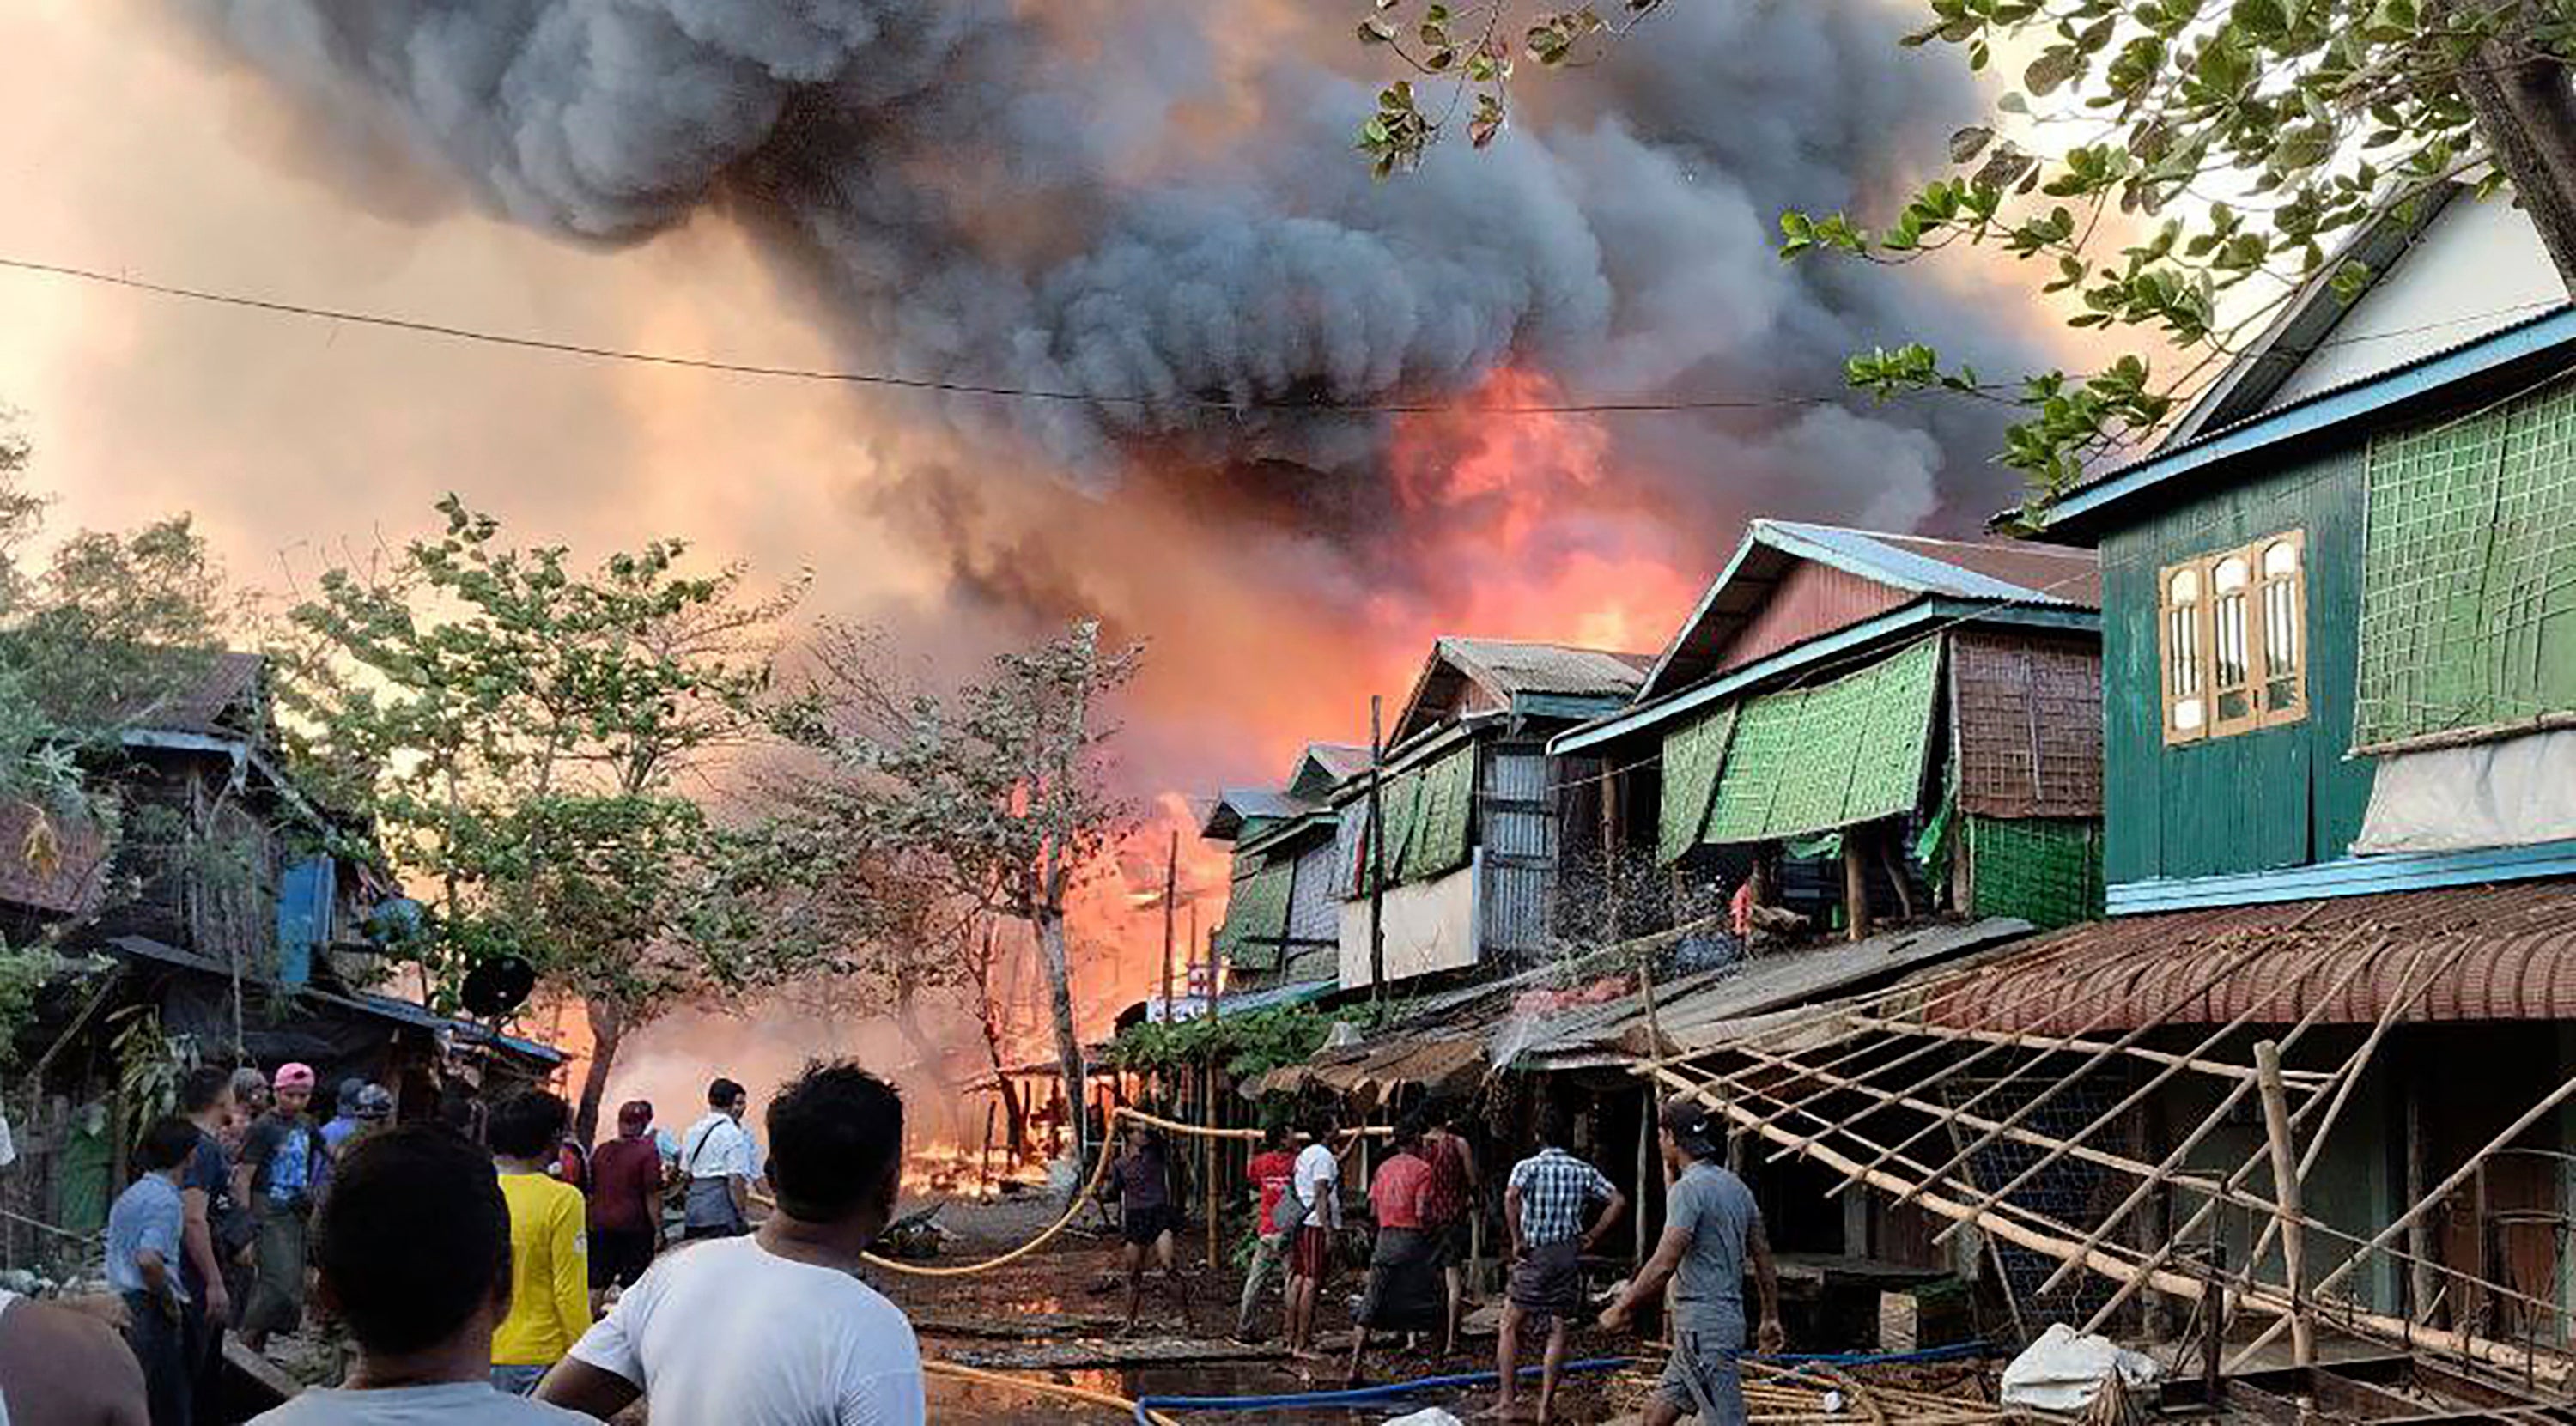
1917 880 2576 1033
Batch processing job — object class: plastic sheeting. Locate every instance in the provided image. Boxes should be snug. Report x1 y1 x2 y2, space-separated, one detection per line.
2354 727 2576 854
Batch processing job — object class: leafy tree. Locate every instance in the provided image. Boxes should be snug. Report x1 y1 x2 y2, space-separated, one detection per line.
0 412 240 1058
286 497 813 1142
1359 0 2576 512
775 617 1141 1169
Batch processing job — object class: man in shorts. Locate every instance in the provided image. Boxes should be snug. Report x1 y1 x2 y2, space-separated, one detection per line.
1495 1107 1626 1424
1600 1097 1783 1426
1418 1104 1479 1357
1232 1122 1299 1343
1284 1108 1343 1361
1102 1125 1194 1335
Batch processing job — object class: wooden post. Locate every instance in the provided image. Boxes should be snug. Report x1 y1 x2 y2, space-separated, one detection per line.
981 1101 997 1189
1367 695 1388 1004
1205 1057 1221 1271
2255 1039 2312 1366
1159 829 1178 1022
2202 1241 2227 1406
1841 831 1873 943
2408 1073 2436 1325
1634 1086 1653 1269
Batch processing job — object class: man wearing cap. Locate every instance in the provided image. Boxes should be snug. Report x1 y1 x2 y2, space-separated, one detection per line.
236 1062 326 1352
586 1101 666 1307
1599 1097 1783 1426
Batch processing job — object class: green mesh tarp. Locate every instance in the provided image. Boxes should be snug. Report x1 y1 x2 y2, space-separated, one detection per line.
2358 377 2576 749
1701 639 1943 845
1399 746 1477 883
1212 859 1296 968
1656 704 1736 864
1966 815 2103 931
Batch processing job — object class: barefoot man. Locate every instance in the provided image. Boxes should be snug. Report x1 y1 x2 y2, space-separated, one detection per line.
1599 1097 1783 1426
1492 1108 1625 1424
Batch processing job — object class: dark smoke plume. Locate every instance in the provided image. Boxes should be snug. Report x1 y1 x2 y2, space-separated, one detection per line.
179 0 2045 555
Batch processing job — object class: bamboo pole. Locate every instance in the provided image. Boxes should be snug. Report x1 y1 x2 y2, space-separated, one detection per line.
1646 1060 2573 1383
2227 1062 2576 1374
1930 934 2352 1245
2255 1039 2312 1367
2079 937 2461 1325
1841 1016 2334 1088
1874 940 2276 1205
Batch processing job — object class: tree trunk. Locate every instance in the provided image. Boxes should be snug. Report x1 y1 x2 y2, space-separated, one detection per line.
1035 890 1087 1177
2448 1 2576 287
981 1019 1030 1162
575 996 625 1149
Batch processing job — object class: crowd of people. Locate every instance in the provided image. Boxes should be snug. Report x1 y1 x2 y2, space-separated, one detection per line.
1221 1097 1782 1425
9 1060 927 1426
24 1054 1789 1426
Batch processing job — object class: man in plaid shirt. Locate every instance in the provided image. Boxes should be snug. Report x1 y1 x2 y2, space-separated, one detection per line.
1494 1108 1627 1423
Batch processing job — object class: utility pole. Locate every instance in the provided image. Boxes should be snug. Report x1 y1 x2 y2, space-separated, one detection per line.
1159 828 1178 1023
1368 694 1388 1004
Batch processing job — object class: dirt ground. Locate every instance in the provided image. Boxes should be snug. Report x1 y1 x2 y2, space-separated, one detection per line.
882 1193 1642 1424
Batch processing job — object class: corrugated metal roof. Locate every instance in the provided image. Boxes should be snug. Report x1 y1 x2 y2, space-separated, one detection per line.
114 650 266 737
2032 304 2576 541
1519 917 2036 1065
1641 520 2098 702
1200 787 1315 840
1439 638 1654 698
1918 879 2576 1032
1299 743 1371 786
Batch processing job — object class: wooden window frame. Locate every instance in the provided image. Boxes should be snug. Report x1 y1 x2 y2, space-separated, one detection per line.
2158 527 2307 745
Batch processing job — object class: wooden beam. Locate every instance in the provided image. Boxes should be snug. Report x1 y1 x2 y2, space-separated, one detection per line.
1843 1015 2334 1088
1931 934 2354 1246
2255 1040 2312 1368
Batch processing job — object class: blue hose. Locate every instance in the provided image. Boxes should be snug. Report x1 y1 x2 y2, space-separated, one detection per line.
1131 1341 1997 1419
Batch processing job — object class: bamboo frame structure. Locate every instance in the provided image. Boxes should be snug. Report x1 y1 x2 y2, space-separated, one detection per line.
1607 917 2576 1399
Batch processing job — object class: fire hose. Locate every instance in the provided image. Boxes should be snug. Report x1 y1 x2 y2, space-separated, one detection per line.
860 1104 1387 1278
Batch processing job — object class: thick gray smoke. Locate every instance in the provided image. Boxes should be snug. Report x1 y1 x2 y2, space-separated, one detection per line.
179 0 2044 546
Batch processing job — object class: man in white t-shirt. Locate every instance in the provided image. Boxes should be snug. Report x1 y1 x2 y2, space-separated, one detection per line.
538 1063 924 1425
677 1077 762 1240
1285 1109 1345 1360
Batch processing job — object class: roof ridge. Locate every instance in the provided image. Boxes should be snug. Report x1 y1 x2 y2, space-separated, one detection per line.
1765 519 2089 558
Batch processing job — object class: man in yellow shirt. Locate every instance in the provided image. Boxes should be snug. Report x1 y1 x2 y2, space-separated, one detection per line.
488 1091 592 1395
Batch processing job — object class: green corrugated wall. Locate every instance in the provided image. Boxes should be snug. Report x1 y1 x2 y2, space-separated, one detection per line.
2099 445 2377 885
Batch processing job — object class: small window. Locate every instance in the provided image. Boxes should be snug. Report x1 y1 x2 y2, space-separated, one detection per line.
2160 529 2307 744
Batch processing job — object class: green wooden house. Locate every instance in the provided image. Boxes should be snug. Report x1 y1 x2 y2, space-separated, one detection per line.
1552 519 2106 938
1200 742 1368 991
1967 185 2576 1333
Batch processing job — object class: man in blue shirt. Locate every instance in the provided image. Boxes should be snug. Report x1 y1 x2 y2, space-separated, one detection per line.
110 1116 200 1425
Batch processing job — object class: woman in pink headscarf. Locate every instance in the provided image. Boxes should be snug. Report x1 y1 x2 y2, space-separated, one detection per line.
234 1062 323 1352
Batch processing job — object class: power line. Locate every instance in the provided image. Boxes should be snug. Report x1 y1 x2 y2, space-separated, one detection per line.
5 251 2559 420
0 253 1834 417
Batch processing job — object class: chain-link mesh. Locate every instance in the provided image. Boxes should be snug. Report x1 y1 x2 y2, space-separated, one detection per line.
1966 815 2105 931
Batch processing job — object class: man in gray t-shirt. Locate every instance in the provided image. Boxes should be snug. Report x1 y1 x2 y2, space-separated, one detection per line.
1601 1098 1782 1426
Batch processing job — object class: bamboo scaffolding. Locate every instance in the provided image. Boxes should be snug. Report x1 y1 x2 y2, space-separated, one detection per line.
1887 938 2279 1212
1647 1059 2574 1384
1841 1015 2334 1088
2077 938 2459 1326
1929 934 2356 1245
2227 1062 2576 1375
1759 934 2166 1162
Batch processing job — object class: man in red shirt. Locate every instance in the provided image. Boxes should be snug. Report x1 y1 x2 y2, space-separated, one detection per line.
1234 1123 1300 1343
1346 1116 1439 1387
1419 1105 1479 1357
586 1100 666 1308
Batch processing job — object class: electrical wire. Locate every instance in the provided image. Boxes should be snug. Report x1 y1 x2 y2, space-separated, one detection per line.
2 251 2561 417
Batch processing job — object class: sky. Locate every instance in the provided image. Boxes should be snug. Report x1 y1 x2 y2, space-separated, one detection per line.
0 0 2090 1077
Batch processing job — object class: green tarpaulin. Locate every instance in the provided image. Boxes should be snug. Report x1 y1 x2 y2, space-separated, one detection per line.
1657 704 1736 864
2358 376 2576 749
1212 859 1296 968
1399 746 1477 883
1701 638 1942 845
